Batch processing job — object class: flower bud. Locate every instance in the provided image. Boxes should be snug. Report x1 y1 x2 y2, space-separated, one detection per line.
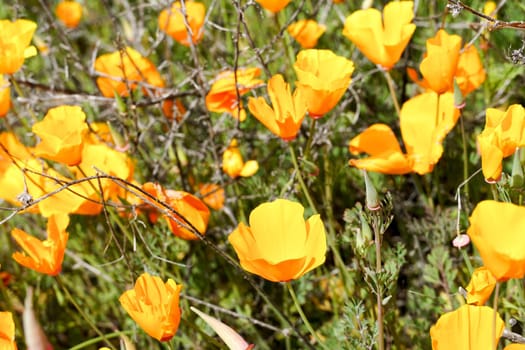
363 170 380 210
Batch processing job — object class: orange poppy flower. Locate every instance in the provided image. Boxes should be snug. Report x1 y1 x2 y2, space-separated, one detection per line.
342 1 415 70
0 19 37 74
287 20 326 49
430 304 504 349
228 198 326 282
222 139 259 179
198 183 225 210
0 75 10 117
11 214 69 276
294 49 354 118
477 104 525 182
94 47 165 98
205 67 263 121
55 1 83 29
255 0 291 13
465 266 497 306
158 1 206 46
349 91 460 175
248 74 307 141
0 311 17 350
119 273 182 341
32 105 89 166
467 200 525 281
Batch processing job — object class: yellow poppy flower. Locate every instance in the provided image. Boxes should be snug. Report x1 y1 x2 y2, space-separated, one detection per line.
255 0 291 13
0 311 17 350
94 47 165 98
504 345 525 350
205 67 263 121
222 139 258 178
342 1 415 70
287 20 326 49
12 214 69 276
477 104 525 182
248 74 307 141
158 1 206 46
465 266 497 306
467 200 525 281
0 19 37 74
294 49 354 118
0 75 10 117
55 1 83 29
119 273 182 341
228 199 327 282
430 304 504 349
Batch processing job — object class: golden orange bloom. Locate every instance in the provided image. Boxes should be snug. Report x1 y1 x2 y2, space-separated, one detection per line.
12 214 69 276
158 1 206 46
0 311 17 350
119 273 182 341
55 1 83 29
255 0 291 13
430 304 504 349
465 266 497 306
477 104 525 182
198 183 225 211
294 49 354 118
222 139 259 178
287 20 326 49
342 1 415 70
0 19 37 74
0 75 10 117
504 345 525 350
94 47 165 98
467 200 525 281
32 105 89 166
248 74 307 141
349 92 460 175
229 199 327 282
205 67 263 121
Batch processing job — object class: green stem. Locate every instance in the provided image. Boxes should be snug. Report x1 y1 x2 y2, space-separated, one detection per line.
459 112 469 201
460 248 474 276
383 70 401 117
233 181 247 223
303 119 317 161
372 216 384 350
288 143 317 213
68 330 133 350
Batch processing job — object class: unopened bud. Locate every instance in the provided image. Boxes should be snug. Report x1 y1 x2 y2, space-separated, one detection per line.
453 79 465 109
363 170 380 210
511 148 523 188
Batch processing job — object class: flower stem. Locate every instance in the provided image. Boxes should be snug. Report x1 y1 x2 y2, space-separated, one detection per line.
288 143 317 214
383 70 401 117
69 330 133 350
372 214 384 350
303 118 317 161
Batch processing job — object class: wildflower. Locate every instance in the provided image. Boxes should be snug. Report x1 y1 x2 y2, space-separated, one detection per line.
0 75 10 117
342 1 415 70
222 139 258 178
119 273 182 341
158 1 205 46
477 104 525 182
11 214 69 276
294 49 354 118
32 105 89 166
55 1 83 29
94 47 165 98
287 20 326 49
248 74 307 141
162 98 186 121
0 19 37 74
467 200 525 281
205 67 263 121
198 183 225 211
430 304 504 349
349 91 459 174
0 311 17 350
505 345 525 350
255 0 291 13
465 267 497 305
228 198 327 282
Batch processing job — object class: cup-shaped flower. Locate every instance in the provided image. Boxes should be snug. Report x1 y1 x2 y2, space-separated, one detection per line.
248 74 307 141
255 0 291 13
0 19 37 74
94 47 165 98
228 199 327 282
477 104 525 182
222 139 259 178
119 273 182 342
0 311 16 350
11 214 69 276
430 304 504 349
0 75 10 117
55 1 83 29
467 200 525 281
287 20 326 49
206 67 263 121
32 105 89 166
342 1 415 70
465 266 497 306
294 49 354 118
158 1 206 46
198 183 225 211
